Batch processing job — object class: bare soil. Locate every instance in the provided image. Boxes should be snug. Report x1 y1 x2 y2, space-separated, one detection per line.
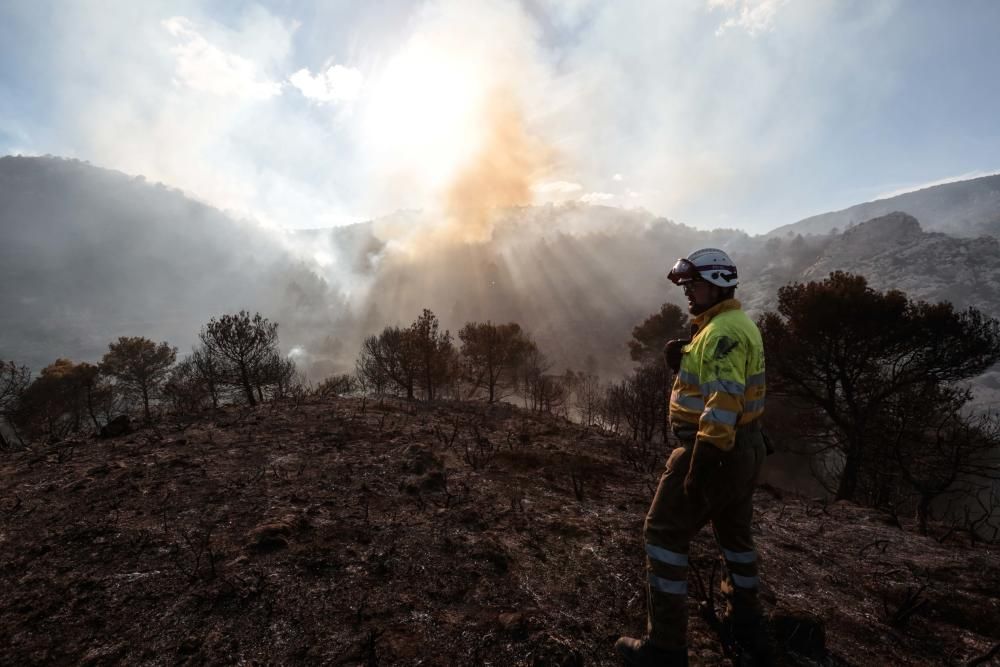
1 396 997 666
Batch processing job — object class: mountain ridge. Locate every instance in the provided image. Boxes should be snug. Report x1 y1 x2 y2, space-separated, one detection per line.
768 173 1000 239
4 155 1000 389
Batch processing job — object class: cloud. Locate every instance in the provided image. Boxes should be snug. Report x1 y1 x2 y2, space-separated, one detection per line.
163 17 282 99
356 0 563 246
290 64 364 103
580 191 615 203
707 0 788 36
533 180 584 194
2 0 912 239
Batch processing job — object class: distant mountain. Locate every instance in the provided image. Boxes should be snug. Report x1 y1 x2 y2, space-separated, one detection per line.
279 205 751 377
768 173 1000 238
0 156 740 377
800 211 1000 305
746 211 1000 313
0 156 349 372
3 156 1000 392
748 211 1000 410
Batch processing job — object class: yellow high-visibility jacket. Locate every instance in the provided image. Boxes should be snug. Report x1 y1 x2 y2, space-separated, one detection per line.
669 298 765 451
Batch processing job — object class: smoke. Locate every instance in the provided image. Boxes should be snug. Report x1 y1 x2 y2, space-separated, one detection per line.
355 0 564 257
441 89 553 243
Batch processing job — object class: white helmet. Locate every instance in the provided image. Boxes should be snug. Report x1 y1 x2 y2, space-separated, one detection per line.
667 247 739 288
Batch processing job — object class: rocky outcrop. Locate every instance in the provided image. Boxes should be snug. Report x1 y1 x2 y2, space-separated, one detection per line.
800 211 1000 311
767 173 1000 238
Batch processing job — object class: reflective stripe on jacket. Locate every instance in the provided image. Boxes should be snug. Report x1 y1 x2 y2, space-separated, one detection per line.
669 298 765 451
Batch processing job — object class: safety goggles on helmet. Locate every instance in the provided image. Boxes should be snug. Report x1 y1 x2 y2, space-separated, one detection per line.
667 258 701 285
668 257 739 286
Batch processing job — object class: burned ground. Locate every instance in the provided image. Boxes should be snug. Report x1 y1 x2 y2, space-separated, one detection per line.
1 397 997 666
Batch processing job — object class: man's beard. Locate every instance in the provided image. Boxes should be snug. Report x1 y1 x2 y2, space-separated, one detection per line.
688 299 712 315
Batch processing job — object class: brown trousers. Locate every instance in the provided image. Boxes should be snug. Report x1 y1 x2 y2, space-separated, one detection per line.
643 427 767 650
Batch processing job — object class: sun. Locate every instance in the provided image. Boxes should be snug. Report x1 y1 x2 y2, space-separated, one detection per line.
363 36 488 194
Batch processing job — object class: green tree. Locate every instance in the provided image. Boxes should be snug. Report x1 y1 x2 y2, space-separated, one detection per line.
759 272 1000 502
100 336 177 421
200 311 279 407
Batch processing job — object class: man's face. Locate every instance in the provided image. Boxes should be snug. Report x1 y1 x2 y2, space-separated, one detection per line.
682 279 716 314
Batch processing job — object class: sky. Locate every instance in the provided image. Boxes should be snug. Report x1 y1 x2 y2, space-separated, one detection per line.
1 0 999 235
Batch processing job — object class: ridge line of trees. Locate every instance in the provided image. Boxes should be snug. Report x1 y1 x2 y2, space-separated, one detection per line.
1 310 296 445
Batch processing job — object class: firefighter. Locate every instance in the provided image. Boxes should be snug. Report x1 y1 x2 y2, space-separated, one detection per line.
616 248 769 666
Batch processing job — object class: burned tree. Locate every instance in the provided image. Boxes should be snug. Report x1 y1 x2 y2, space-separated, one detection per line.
200 311 279 407
759 272 1000 503
0 361 31 448
253 350 299 401
627 303 689 442
356 326 419 400
605 362 670 443
458 321 533 403
13 359 101 442
162 356 210 413
408 309 456 401
628 302 689 366
100 336 177 421
882 384 1000 535
192 345 225 409
562 370 606 427
520 346 567 415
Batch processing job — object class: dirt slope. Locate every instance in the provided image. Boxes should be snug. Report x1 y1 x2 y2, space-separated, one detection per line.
1 397 997 665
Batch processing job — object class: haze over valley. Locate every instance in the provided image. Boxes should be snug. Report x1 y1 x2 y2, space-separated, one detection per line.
4 156 1000 390
5 3 1000 665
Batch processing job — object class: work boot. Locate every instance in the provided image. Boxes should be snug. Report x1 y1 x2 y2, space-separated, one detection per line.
614 636 688 666
729 617 772 667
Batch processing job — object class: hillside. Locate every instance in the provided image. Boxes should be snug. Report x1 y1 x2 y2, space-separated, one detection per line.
5 155 1000 388
0 156 348 372
1 397 998 665
767 174 1000 239
0 156 747 378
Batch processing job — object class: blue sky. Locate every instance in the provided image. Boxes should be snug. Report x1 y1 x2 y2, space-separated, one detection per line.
1 0 998 235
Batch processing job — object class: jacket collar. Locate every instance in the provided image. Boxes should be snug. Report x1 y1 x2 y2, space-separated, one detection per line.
692 298 741 330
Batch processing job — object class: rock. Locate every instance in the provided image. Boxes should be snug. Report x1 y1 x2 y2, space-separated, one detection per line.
770 606 826 659
498 611 527 637
79 643 126 666
99 415 131 439
399 469 447 495
471 538 510 573
528 632 583 667
399 445 444 475
247 513 308 553
456 507 485 530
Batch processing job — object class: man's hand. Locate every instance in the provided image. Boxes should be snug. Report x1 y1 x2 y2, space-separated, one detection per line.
684 441 724 508
664 338 691 373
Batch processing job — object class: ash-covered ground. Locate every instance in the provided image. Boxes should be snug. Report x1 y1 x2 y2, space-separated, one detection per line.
1 397 997 666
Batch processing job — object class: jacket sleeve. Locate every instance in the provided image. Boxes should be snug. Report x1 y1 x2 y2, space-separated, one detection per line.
694 333 747 452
